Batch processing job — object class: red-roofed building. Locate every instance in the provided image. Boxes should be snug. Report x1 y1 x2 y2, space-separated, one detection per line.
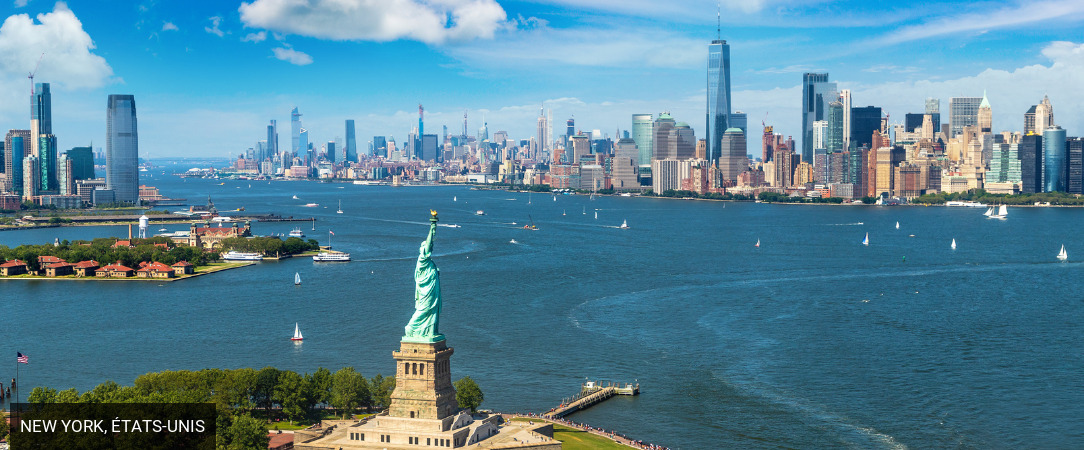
45 262 74 277
0 260 28 276
73 260 100 277
136 262 175 279
171 261 195 275
96 262 134 278
113 240 133 248
173 221 252 249
38 255 66 265
268 432 294 450
153 243 171 250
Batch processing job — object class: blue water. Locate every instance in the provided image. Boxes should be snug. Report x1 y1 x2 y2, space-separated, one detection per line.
2 165 1082 448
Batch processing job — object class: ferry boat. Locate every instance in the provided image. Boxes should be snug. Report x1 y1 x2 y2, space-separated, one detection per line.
313 251 351 262
288 228 306 238
303 203 319 207
946 201 987 207
222 251 263 261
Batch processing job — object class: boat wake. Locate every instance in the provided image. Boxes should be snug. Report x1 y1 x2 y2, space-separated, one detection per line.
826 222 865 226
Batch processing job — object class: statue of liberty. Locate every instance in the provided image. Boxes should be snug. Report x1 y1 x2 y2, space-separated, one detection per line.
404 210 444 342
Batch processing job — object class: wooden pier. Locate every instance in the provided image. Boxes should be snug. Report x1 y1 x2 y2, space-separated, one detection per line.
543 380 639 419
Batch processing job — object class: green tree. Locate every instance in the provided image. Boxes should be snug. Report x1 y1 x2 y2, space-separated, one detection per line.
330 367 369 418
304 367 332 419
369 374 395 410
218 412 269 450
253 367 280 413
273 370 306 424
454 377 484 413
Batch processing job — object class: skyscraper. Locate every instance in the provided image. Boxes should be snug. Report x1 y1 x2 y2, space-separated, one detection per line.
345 119 357 163
925 98 941 133
1034 95 1054 134
65 146 94 180
949 96 982 138
839 89 852 151
565 118 574 150
802 73 837 163
106 94 139 203
730 111 748 137
266 120 278 161
977 91 992 133
707 39 731 163
719 128 747 183
827 101 844 153
31 82 51 157
4 130 30 195
1067 138 1083 194
536 106 549 154
850 106 882 151
38 134 57 192
652 113 677 160
1043 125 1067 192
373 136 387 158
291 107 302 155
1018 134 1042 194
632 114 653 167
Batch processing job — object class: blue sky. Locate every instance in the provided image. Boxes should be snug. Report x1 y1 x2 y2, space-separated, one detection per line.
1 0 1083 158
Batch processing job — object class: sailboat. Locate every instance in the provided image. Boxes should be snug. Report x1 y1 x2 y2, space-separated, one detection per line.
594 211 598 220
983 206 994 217
755 239 760 248
562 210 566 216
337 200 343 214
951 238 957 250
619 219 629 229
1057 245 1068 261
311 217 315 231
862 232 869 246
454 195 457 202
291 323 304 341
582 206 586 215
523 214 537 230
895 221 899 229
295 272 301 286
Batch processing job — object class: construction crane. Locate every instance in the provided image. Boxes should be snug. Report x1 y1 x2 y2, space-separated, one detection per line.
28 52 44 96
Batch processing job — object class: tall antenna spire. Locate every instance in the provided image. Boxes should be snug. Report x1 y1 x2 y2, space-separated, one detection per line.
716 2 721 40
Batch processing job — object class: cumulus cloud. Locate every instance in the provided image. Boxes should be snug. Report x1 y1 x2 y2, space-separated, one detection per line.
449 27 702 68
272 46 312 65
242 30 266 43
14 0 29 7
161 21 178 31
238 0 507 44
0 3 112 90
205 15 225 37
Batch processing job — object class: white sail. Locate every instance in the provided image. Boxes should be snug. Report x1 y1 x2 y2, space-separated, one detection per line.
293 323 303 340
1058 245 1068 261
594 211 598 219
295 272 301 285
453 196 457 202
895 221 899 229
755 239 760 247
999 205 1008 217
862 232 869 246
983 207 993 216
951 238 956 250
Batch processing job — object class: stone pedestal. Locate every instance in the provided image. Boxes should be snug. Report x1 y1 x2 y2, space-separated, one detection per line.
389 339 458 422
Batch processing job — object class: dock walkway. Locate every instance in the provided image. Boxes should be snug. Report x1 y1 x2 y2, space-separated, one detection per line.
543 380 639 419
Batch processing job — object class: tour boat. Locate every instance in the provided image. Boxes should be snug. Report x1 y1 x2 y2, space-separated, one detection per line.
862 232 869 246
336 200 343 214
222 251 263 261
303 203 319 207
476 210 485 215
951 238 957 250
295 272 301 286
313 251 351 262
619 220 629 229
1057 245 1068 261
288 228 305 238
291 323 303 341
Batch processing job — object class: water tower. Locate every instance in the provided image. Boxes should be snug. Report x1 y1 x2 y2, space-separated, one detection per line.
138 215 149 239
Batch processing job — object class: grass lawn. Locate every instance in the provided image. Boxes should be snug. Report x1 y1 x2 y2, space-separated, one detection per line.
265 421 310 431
509 418 628 450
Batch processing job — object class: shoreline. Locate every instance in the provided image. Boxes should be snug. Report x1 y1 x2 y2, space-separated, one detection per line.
0 262 254 282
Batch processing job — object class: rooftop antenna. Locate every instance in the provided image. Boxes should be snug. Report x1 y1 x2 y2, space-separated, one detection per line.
717 2 721 40
29 52 45 96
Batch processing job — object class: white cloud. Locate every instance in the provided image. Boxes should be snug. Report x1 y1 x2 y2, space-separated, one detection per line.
161 21 178 31
238 0 507 44
869 0 1084 48
14 0 29 7
242 31 266 43
271 46 312 65
205 15 225 37
0 3 112 91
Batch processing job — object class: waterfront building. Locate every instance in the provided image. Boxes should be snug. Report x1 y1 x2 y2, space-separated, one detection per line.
850 106 882 152
345 119 357 163
31 82 51 157
949 96 982 138
1068 138 1083 194
977 92 992 133
1034 95 1054 136
4 130 30 195
802 73 837 163
651 158 682 193
719 128 747 183
106 94 139 204
989 142 1022 185
1043 126 1067 192
707 38 732 163
632 114 653 166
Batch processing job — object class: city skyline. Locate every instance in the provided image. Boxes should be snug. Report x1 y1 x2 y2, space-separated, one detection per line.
0 1 1082 157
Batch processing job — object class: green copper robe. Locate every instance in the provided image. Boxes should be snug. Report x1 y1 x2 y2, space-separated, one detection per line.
404 220 443 341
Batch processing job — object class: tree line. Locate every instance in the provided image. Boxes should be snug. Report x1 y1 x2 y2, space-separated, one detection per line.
912 189 1084 205
0 237 217 271
219 236 320 256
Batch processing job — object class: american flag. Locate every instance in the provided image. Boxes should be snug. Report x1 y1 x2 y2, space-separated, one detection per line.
17 352 28 364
